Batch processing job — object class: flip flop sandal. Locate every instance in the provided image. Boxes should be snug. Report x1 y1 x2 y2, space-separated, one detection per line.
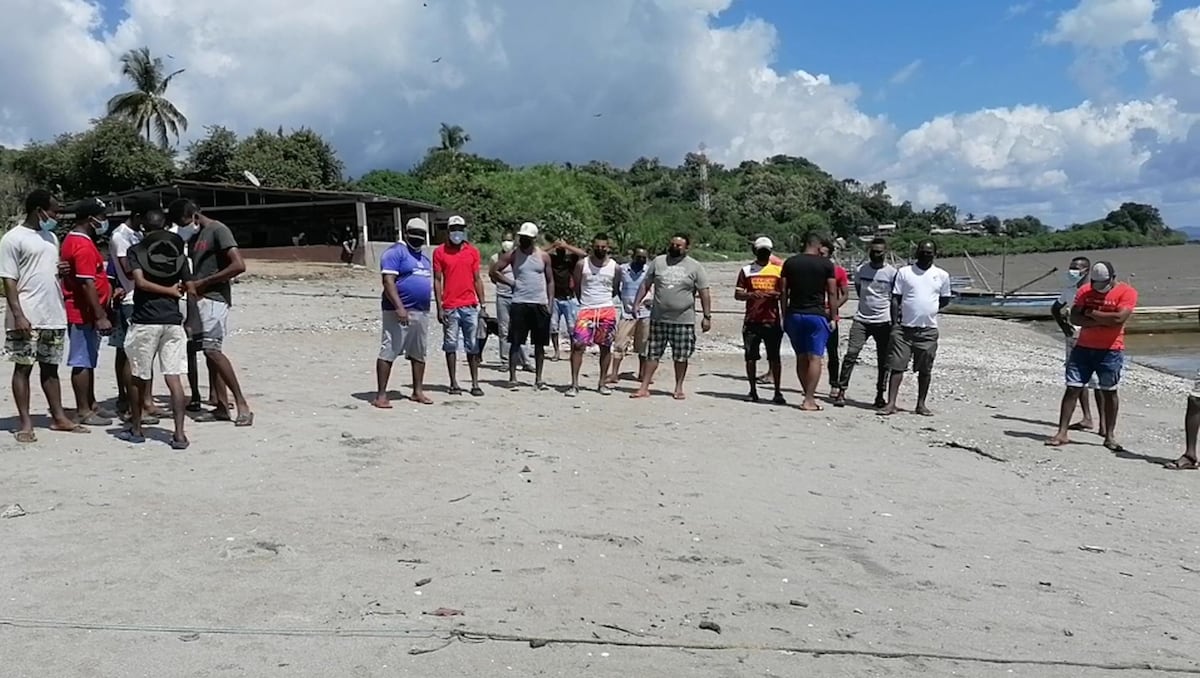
1164 458 1199 470
50 424 90 434
185 402 204 412
170 438 190 450
191 410 223 423
79 413 113 427
469 387 485 397
13 431 36 444
116 430 146 444
447 387 464 396
234 412 255 428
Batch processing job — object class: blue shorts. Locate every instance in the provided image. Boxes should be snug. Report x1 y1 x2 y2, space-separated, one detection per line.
1066 346 1124 391
785 312 831 357
67 324 101 369
109 304 134 348
442 306 481 355
552 298 579 335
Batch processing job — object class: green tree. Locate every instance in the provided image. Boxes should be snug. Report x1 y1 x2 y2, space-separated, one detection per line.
232 127 345 190
434 123 471 153
12 118 175 198
183 126 239 182
353 169 443 205
105 47 188 149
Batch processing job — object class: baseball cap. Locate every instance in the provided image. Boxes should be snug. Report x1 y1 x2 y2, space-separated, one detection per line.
447 215 466 228
517 222 539 238
753 236 773 250
405 217 429 233
1090 261 1115 292
73 198 109 220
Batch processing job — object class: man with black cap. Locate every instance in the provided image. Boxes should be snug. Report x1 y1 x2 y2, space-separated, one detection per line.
1047 261 1136 450
60 198 115 427
121 228 192 449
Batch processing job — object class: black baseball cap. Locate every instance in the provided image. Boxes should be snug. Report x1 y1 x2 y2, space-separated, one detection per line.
72 198 109 221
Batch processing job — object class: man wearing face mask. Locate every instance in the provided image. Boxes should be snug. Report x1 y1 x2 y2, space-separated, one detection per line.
607 246 651 385
374 218 435 407
490 221 554 389
736 237 785 404
1047 261 1136 450
0 190 83 441
631 233 712 400
433 215 486 397
109 198 155 419
880 240 952 416
548 232 586 362
489 231 531 370
60 198 115 427
566 233 622 396
1051 256 1102 432
833 237 896 408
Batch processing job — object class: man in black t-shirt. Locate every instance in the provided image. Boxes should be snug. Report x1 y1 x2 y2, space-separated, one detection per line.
781 232 837 412
548 234 586 361
119 229 191 450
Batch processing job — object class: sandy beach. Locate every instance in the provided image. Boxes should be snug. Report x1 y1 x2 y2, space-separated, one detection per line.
2 259 1198 677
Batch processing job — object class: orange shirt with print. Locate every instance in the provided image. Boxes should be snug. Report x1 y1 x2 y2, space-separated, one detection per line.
1073 282 1137 351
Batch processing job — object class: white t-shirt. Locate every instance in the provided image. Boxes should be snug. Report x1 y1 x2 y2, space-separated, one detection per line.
854 262 897 324
109 223 143 306
1057 278 1084 334
0 226 68 330
893 264 951 329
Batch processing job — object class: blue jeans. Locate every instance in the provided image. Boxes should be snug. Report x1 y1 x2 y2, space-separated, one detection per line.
67 324 101 369
784 313 831 357
552 298 579 337
441 306 481 355
1065 346 1124 391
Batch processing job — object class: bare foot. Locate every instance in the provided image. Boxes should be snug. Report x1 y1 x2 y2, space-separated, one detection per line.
1044 434 1071 447
800 400 823 412
1103 438 1125 452
673 391 687 400
370 397 393 409
876 404 899 416
915 405 934 416
410 392 434 405
630 389 650 399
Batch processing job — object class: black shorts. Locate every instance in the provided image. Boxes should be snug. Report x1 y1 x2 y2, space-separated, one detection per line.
508 303 551 347
742 322 783 362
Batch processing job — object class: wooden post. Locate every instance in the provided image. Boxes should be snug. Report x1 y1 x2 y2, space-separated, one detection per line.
356 201 369 267
393 206 403 242
420 211 431 246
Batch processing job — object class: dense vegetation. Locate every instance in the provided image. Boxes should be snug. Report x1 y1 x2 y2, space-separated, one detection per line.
0 79 1186 255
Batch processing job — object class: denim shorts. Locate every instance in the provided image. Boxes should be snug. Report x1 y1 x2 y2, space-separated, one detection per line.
784 312 831 357
67 324 101 369
1065 346 1124 391
441 306 481 355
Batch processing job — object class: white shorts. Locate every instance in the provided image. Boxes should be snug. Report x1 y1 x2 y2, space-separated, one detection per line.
125 324 188 380
197 298 229 351
1065 336 1099 389
379 310 429 362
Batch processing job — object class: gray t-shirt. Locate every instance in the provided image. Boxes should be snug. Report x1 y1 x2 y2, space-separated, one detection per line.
191 221 239 306
854 262 897 324
645 255 709 324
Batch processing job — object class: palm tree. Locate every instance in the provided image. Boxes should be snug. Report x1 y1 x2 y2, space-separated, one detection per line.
106 47 188 149
436 123 470 153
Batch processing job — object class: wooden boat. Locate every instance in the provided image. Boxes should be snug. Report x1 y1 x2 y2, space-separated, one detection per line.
944 289 1060 319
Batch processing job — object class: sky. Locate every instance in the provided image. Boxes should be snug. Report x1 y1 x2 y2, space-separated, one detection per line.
6 0 1200 227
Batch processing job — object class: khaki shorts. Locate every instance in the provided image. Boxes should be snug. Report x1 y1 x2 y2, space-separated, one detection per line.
196 299 230 351
613 317 649 356
380 310 429 362
4 328 66 366
125 324 188 380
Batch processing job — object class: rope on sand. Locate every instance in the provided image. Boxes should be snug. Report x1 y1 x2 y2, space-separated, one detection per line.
2 617 1198 673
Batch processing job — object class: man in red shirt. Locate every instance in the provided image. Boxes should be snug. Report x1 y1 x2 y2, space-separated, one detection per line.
61 198 115 426
820 238 850 399
1047 261 1136 450
433 215 487 396
736 237 785 404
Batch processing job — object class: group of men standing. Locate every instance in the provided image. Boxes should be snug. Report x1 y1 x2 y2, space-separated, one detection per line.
0 189 253 448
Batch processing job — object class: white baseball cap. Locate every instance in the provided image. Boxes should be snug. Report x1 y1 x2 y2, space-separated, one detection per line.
517 221 539 238
753 236 773 250
447 215 466 228
405 217 429 233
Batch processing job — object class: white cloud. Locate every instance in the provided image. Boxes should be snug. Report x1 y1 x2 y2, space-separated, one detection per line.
3 0 1200 227
888 59 923 86
1044 0 1159 48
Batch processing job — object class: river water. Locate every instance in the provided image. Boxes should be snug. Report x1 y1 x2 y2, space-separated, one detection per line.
1033 322 1198 379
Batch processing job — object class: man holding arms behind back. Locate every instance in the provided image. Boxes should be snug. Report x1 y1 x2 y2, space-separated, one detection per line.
880 240 952 416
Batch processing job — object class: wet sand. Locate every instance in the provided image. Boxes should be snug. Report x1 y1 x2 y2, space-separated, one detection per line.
2 261 1198 677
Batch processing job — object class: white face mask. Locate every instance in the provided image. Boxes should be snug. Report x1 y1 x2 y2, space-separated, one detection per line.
501 240 514 253
448 230 466 245
176 224 197 242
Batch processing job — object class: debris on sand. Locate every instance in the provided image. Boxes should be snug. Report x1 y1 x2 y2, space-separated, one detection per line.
1078 545 1108 554
938 440 1007 463
1 504 26 519
415 577 432 587
698 620 721 634
788 599 809 608
426 607 464 617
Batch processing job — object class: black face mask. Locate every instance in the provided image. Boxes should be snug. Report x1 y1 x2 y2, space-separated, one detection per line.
406 235 425 248
916 253 935 267
667 246 683 258
869 252 885 265
632 258 646 268
594 249 609 259
519 236 534 250
755 248 771 261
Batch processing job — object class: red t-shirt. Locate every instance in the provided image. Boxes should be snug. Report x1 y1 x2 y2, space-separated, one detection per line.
830 265 849 326
737 261 783 325
60 232 111 325
1074 282 1137 351
432 243 481 310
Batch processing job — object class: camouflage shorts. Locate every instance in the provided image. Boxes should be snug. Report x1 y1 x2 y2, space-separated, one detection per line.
4 329 66 366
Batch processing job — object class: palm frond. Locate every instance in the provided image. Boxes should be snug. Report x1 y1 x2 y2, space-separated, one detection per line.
156 98 188 133
153 115 170 150
105 91 148 118
161 69 186 93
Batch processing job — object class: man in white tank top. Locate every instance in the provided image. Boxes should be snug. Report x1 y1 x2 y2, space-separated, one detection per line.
567 233 622 396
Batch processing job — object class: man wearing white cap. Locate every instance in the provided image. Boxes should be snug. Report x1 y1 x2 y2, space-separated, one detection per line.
489 221 554 389
1047 261 1136 450
433 215 485 397
488 230 531 371
735 237 785 403
372 218 434 408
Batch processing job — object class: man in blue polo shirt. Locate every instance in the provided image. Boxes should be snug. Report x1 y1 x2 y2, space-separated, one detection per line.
372 218 433 409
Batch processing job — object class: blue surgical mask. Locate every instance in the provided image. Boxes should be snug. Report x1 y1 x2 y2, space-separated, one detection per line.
38 214 57 232
448 231 466 245
176 224 197 242
93 219 109 236
1067 269 1085 284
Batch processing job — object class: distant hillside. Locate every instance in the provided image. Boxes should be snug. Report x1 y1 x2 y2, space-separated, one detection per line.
1177 226 1200 241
